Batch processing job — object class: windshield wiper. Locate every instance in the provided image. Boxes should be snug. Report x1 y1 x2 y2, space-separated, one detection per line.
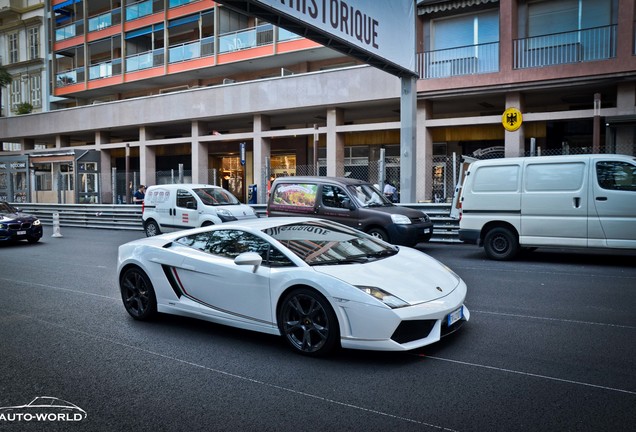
367 249 398 259
310 256 369 266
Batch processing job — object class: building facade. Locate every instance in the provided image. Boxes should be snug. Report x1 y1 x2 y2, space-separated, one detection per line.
0 0 635 204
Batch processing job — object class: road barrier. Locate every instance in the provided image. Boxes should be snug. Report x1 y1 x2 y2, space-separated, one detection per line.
12 202 460 242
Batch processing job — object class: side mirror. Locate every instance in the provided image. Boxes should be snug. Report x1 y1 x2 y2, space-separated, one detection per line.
234 252 263 273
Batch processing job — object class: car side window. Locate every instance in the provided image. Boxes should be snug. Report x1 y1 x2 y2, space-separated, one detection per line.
596 161 636 191
321 185 350 209
176 189 197 209
175 230 294 267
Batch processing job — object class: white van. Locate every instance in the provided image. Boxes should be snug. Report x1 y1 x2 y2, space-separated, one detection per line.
142 184 257 237
458 154 636 260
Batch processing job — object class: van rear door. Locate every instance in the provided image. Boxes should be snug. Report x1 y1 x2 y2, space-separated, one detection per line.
590 158 636 248
316 184 357 227
521 160 588 247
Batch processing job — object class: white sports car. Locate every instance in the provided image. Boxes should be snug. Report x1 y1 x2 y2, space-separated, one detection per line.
118 217 469 356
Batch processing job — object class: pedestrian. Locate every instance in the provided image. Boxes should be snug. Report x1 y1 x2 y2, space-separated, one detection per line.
133 185 146 204
383 182 398 202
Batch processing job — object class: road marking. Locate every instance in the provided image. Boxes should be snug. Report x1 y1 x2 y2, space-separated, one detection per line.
472 309 636 330
0 308 459 432
417 354 636 396
458 266 636 280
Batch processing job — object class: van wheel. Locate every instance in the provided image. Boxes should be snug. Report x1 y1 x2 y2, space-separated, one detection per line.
367 228 389 242
484 227 519 260
144 220 161 237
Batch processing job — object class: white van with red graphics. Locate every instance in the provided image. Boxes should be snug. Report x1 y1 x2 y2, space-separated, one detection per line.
142 184 257 237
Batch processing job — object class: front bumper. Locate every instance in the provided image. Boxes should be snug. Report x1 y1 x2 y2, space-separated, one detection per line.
0 223 43 242
388 222 434 246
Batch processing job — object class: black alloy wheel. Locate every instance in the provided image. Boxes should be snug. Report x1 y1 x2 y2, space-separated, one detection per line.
484 227 519 261
278 288 339 356
120 267 157 320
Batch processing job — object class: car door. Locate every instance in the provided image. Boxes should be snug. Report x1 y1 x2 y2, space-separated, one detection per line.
316 184 357 227
175 189 200 229
172 229 273 324
591 159 636 248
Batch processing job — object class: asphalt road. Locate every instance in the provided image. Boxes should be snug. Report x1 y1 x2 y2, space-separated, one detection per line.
1 227 635 432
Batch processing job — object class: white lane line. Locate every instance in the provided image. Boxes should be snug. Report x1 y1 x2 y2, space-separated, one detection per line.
472 309 636 330
0 277 118 301
417 354 636 396
1 309 459 432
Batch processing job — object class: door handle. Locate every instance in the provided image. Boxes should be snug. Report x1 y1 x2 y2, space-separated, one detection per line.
573 197 581 208
596 197 608 201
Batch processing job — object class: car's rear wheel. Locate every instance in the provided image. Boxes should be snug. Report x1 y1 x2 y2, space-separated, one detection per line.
484 227 519 260
278 288 339 356
120 267 157 320
367 227 389 242
144 220 160 237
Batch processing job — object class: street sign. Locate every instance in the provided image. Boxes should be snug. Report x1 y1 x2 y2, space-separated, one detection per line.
240 142 246 166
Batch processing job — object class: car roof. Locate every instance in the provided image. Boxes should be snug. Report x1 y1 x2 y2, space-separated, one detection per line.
272 176 368 186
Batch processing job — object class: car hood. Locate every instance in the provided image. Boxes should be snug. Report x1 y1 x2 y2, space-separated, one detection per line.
207 204 257 219
361 205 426 218
0 212 36 222
313 247 460 304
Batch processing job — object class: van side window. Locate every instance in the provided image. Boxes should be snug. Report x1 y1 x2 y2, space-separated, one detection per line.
473 165 519 192
176 189 197 209
596 161 636 191
322 185 350 209
525 162 585 191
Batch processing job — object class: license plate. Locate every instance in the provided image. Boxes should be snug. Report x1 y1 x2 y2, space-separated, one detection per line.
17 230 26 235
447 307 463 326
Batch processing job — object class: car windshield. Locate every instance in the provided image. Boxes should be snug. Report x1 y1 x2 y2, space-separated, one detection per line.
263 221 398 265
0 202 18 214
347 184 392 207
194 188 240 206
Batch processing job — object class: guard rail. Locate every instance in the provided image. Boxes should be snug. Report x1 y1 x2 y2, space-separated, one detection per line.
11 202 460 242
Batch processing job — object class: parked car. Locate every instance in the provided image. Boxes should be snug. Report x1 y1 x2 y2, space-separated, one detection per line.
0 202 43 244
458 154 636 260
118 217 469 356
142 184 257 237
267 176 433 246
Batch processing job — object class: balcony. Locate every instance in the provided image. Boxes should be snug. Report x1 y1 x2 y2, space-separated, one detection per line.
89 59 122 80
514 25 616 69
56 67 85 87
418 42 499 79
125 48 164 72
168 36 214 63
55 20 83 42
218 24 274 53
88 8 121 32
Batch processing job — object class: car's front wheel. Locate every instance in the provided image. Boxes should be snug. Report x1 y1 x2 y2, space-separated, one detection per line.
278 288 339 356
144 220 161 237
120 267 157 320
367 227 389 242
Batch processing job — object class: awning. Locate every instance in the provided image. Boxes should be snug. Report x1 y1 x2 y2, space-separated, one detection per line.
418 0 498 15
53 0 81 11
168 14 199 28
125 24 164 39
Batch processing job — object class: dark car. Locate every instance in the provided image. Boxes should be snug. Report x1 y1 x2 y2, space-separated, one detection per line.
0 202 43 244
267 176 434 246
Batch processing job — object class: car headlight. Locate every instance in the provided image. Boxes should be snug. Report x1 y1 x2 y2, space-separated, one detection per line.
0 223 6 229
216 209 237 222
33 219 41 226
390 214 411 225
356 285 409 309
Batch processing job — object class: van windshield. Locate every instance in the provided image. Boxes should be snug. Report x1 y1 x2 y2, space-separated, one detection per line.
194 188 240 206
347 184 392 207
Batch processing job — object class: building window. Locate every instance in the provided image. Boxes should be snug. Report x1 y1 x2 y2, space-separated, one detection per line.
28 28 40 60
8 33 19 63
30 75 41 108
10 79 21 109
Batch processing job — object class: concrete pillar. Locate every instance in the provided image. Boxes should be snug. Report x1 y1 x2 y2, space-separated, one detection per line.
326 108 344 177
55 135 69 149
191 121 209 183
416 99 433 202
505 92 525 157
615 82 636 154
139 126 156 186
20 138 35 153
95 130 110 149
100 150 113 203
253 114 271 203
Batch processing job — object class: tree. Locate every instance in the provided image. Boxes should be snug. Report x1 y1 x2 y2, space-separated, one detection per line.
0 65 13 117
